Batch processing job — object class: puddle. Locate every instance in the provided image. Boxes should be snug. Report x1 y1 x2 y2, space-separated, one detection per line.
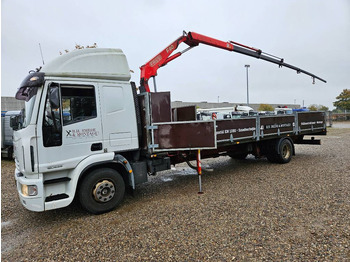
1 220 12 228
174 168 198 176
161 177 174 182
332 122 350 128
1 219 25 254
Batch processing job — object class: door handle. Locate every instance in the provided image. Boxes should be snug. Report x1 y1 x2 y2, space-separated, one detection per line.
91 143 102 151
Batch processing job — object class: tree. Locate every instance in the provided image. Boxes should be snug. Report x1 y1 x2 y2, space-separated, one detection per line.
308 104 318 111
319 105 329 111
333 89 350 111
258 104 274 111
308 104 329 111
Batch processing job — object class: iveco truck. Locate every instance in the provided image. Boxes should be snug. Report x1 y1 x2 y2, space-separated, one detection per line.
12 31 326 214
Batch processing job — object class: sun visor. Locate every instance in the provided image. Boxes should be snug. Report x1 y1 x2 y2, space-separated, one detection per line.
15 72 44 101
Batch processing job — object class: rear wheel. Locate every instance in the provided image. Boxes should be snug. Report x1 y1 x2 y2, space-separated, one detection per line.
79 168 125 214
279 139 293 163
266 138 293 164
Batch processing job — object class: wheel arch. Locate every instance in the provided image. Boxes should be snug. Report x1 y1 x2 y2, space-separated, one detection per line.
77 161 130 193
66 153 133 202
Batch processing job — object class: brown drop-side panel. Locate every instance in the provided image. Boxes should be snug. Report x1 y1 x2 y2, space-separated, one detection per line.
298 112 325 131
151 92 171 123
153 121 216 150
260 116 294 135
216 118 256 142
172 106 197 121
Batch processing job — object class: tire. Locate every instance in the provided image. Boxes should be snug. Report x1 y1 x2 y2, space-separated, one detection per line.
277 139 293 163
266 139 293 164
79 168 125 214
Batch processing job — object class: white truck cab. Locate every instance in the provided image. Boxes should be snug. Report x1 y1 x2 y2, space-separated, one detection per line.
13 48 139 213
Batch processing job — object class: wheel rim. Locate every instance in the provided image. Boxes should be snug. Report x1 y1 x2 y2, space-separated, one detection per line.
282 144 291 159
93 180 116 203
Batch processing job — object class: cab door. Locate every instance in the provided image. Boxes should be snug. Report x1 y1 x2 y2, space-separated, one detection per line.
36 81 103 173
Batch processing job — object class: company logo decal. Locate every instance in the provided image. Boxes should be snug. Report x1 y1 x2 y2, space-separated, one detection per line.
66 128 99 138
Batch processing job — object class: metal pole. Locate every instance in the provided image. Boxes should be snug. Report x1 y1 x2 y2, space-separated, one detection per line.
39 43 45 65
245 65 250 106
197 149 203 194
153 76 157 92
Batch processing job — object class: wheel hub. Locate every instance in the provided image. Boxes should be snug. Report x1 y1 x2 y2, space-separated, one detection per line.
282 145 291 159
93 180 115 203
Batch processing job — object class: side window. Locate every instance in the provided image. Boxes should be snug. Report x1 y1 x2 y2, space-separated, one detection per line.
43 83 62 147
61 85 97 125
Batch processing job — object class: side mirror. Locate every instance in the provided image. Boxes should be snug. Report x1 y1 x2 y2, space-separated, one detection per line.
10 115 20 131
49 85 60 109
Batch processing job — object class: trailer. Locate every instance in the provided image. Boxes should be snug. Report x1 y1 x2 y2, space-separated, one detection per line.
1 111 21 159
12 31 326 214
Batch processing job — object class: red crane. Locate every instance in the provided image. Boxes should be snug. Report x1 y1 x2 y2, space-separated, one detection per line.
139 31 326 92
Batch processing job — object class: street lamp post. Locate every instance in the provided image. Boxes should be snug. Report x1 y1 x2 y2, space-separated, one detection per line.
245 65 250 106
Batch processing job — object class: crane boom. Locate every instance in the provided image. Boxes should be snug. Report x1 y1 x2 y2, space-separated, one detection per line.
139 31 326 92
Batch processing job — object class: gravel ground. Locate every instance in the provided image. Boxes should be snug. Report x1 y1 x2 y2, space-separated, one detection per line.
1 127 350 261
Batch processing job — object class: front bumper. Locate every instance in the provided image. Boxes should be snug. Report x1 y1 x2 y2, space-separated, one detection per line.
15 169 45 212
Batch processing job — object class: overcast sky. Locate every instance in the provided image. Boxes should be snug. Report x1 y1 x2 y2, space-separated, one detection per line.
2 0 349 109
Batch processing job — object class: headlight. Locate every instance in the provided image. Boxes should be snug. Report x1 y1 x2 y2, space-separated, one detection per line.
21 184 38 196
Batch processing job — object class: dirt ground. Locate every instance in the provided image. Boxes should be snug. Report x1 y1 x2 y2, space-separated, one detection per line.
1 127 350 261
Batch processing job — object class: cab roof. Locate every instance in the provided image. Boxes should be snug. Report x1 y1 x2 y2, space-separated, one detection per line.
41 48 131 81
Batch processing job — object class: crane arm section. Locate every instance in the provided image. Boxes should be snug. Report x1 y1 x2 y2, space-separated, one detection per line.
139 31 326 93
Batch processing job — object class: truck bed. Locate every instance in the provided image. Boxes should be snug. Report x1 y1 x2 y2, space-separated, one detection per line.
138 92 326 154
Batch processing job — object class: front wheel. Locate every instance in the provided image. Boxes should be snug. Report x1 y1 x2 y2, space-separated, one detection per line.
78 168 125 214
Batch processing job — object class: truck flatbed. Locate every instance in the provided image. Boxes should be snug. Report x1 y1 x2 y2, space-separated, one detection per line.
140 91 326 164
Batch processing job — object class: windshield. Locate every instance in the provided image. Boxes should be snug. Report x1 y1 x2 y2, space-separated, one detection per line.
22 95 37 128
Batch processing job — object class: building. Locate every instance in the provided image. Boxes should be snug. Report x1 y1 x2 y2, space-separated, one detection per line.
2 97 24 114
171 101 299 111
